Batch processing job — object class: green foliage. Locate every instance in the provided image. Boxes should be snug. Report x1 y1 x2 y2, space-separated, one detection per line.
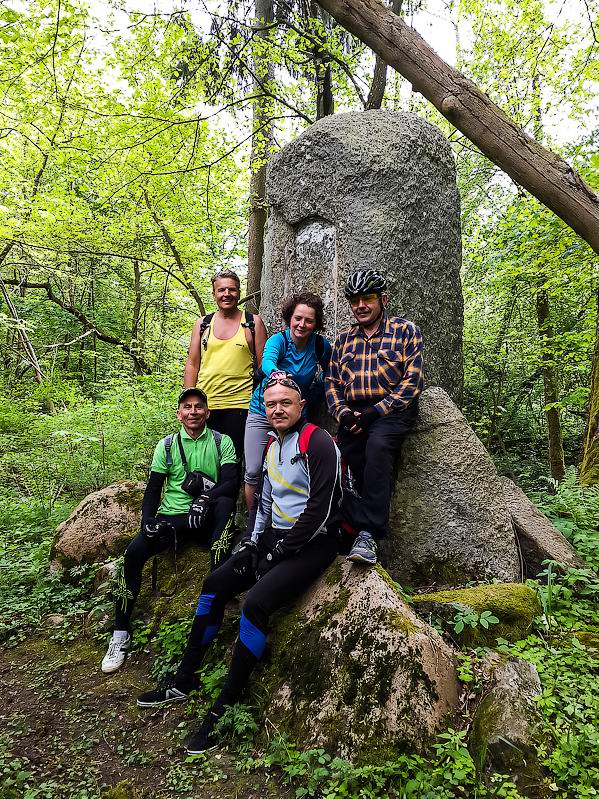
240 728 523 798
452 605 500 635
532 468 599 571
150 618 194 681
0 376 178 501
0 492 96 644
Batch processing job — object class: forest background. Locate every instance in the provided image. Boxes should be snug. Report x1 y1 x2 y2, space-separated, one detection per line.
0 0 599 797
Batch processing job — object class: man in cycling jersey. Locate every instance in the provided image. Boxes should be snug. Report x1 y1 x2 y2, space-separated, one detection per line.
136 373 341 754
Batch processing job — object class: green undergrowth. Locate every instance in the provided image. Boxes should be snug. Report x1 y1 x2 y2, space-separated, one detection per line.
2 413 599 799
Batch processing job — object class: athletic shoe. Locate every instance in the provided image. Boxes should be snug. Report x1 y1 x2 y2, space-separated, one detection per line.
101 632 131 674
347 531 378 566
137 679 189 708
185 710 221 754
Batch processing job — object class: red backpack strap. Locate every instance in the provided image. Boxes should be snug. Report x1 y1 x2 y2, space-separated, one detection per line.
263 432 277 460
298 422 319 455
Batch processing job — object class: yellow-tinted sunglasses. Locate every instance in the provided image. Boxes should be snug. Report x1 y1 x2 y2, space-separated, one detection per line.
349 293 379 306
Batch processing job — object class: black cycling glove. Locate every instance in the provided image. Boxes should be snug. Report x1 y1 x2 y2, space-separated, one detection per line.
355 407 379 430
189 493 210 530
256 541 286 578
232 539 259 577
338 411 358 430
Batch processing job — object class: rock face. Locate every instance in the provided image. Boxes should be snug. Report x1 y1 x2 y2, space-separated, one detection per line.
470 656 549 798
386 387 521 588
263 559 460 761
413 583 541 647
50 482 145 571
501 477 585 577
262 110 464 403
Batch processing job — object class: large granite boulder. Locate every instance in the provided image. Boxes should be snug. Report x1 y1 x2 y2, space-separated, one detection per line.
50 482 145 571
501 477 586 577
262 559 460 761
262 110 463 403
386 387 521 588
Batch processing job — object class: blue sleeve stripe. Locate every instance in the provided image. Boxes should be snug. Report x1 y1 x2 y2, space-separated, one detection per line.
201 624 220 645
195 593 216 616
240 612 267 659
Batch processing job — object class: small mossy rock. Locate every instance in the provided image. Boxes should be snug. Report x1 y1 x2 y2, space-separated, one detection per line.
261 558 460 760
387 388 521 589
470 657 550 799
413 583 541 646
50 482 145 571
501 477 585 578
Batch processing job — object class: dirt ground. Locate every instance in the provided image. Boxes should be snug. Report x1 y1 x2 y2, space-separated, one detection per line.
0 633 292 799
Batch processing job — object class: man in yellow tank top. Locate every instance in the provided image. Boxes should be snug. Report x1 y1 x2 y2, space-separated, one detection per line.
184 270 266 460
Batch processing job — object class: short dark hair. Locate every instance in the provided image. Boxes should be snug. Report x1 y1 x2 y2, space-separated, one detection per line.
211 269 240 289
281 292 325 332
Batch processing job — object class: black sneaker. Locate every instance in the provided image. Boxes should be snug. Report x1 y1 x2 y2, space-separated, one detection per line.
185 710 221 754
137 678 189 708
347 530 378 566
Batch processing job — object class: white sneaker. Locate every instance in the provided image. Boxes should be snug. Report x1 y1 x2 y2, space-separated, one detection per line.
101 633 131 674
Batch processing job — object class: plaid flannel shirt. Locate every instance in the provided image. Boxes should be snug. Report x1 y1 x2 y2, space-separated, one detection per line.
325 315 424 419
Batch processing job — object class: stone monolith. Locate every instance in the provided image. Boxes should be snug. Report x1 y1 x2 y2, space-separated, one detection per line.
262 110 463 401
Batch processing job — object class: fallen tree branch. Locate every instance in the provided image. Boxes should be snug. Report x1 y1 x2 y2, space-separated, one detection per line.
314 0 599 255
2 278 151 373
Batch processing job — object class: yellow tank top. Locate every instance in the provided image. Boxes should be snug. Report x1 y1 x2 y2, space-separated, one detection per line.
197 316 253 409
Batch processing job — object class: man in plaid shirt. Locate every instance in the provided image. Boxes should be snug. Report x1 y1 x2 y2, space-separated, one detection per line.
326 268 424 566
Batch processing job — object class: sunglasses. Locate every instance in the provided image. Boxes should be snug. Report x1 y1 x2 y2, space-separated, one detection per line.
349 293 380 306
264 370 301 394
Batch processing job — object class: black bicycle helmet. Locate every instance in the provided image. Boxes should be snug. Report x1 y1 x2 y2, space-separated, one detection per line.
344 268 387 299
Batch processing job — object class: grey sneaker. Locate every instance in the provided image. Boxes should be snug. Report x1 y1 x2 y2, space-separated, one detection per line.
137 679 189 708
347 531 377 566
101 633 131 674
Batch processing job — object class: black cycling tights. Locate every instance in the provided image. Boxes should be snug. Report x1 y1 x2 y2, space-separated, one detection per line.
174 532 339 714
114 495 235 631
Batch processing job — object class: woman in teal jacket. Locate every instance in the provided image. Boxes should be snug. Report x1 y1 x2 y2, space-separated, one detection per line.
243 292 331 510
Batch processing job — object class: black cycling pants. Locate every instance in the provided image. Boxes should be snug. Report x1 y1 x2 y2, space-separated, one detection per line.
175 530 339 711
114 495 235 631
208 408 248 462
337 403 417 540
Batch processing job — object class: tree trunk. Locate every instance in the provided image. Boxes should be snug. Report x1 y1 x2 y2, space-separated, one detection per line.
365 55 388 110
580 288 599 485
365 0 403 110
246 0 274 314
535 288 565 482
316 63 335 118
315 0 599 256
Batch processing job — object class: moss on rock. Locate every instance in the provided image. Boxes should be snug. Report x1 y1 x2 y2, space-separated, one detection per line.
113 483 145 514
134 546 211 628
413 583 541 646
314 588 350 628
325 557 343 586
